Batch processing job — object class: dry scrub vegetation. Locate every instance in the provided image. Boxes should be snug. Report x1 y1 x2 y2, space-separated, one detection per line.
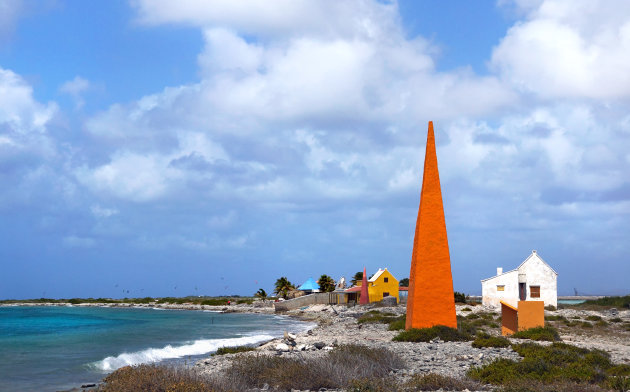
98 344 405 392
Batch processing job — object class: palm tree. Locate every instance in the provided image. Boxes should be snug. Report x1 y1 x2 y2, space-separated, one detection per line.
399 278 409 287
274 277 295 299
255 288 267 302
351 271 363 286
318 274 335 292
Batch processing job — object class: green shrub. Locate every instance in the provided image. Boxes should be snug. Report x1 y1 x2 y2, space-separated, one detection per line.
545 305 557 311
595 320 608 327
580 321 593 328
607 364 630 377
472 332 511 348
582 295 630 309
466 313 480 319
214 346 256 355
358 311 399 324
388 319 406 331
236 298 253 305
545 315 567 322
609 317 622 323
200 298 229 306
393 325 470 342
512 326 561 341
405 373 485 391
454 291 467 304
468 342 615 387
499 379 608 392
461 307 472 312
607 375 630 392
585 315 602 321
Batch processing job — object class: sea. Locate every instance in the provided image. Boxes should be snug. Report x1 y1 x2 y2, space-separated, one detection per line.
0 306 315 392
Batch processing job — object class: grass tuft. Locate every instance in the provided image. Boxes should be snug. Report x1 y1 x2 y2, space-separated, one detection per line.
472 332 511 348
393 325 470 342
404 373 487 391
511 326 561 341
214 345 255 355
468 342 616 389
99 364 213 392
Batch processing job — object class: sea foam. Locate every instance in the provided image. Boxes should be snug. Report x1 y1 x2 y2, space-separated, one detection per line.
93 334 274 371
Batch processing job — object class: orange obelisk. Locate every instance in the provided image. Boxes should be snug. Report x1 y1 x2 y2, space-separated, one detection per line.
405 121 457 330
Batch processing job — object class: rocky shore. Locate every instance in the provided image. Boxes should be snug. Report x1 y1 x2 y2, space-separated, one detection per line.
195 303 630 386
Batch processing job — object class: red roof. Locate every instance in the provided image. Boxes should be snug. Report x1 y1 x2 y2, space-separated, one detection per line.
345 286 362 293
399 286 408 291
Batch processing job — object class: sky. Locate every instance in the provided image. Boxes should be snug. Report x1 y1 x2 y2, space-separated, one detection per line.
1 0 629 299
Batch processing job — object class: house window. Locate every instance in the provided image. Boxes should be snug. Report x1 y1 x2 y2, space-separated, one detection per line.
530 286 541 298
497 285 505 292
383 292 390 297
384 277 389 283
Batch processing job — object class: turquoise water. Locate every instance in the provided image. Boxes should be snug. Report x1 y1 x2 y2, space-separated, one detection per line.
0 306 313 392
558 299 586 305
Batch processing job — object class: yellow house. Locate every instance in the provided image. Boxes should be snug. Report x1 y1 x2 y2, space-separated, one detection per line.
367 268 399 303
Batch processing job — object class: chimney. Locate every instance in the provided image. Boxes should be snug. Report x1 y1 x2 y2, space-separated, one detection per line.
497 267 503 276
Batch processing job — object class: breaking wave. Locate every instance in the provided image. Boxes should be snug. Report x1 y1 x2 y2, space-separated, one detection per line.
92 334 274 372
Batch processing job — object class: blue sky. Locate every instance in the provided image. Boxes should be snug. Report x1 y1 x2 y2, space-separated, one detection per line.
1 0 629 299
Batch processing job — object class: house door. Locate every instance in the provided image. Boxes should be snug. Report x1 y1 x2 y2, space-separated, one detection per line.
519 283 526 301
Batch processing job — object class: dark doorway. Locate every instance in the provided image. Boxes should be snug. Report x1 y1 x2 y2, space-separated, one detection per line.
519 283 526 300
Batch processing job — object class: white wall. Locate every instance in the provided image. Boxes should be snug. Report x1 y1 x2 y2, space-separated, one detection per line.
518 253 557 308
482 270 519 308
481 252 557 309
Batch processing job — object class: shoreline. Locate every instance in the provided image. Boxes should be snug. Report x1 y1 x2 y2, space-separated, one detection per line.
6 301 630 391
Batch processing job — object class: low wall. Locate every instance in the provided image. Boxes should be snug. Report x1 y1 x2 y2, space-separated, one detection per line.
273 293 332 312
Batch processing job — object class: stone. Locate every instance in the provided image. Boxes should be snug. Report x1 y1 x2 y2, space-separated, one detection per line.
314 342 325 349
275 343 290 352
380 296 397 307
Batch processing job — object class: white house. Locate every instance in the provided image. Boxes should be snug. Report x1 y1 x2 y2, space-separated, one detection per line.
481 250 558 309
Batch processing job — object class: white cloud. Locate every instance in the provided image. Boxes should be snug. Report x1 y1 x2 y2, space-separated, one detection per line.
492 0 630 99
0 68 57 134
76 152 175 202
132 0 400 39
59 76 91 109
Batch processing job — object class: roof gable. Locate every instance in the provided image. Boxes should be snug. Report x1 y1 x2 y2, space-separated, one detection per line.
480 250 557 282
368 268 397 283
516 251 558 275
297 277 319 291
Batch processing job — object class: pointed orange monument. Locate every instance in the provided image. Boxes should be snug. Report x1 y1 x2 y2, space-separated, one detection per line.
405 121 457 330
360 267 369 305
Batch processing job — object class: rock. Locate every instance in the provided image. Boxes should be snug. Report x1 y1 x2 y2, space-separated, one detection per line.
323 346 334 350
380 296 397 307
478 353 484 359
296 344 306 351
276 343 290 352
609 308 619 316
81 384 97 388
261 383 269 391
314 342 326 349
